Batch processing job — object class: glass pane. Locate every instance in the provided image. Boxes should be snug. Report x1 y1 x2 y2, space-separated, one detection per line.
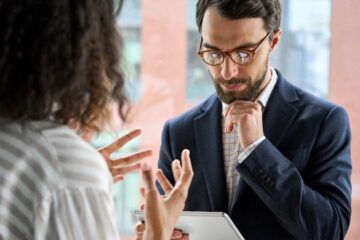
117 0 142 101
186 31 214 100
186 0 214 100
113 0 142 235
271 0 331 98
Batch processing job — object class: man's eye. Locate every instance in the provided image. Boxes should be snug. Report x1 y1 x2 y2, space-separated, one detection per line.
209 51 222 59
236 51 250 59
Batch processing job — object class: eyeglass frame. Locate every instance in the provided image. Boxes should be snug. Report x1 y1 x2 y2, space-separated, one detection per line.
197 30 273 66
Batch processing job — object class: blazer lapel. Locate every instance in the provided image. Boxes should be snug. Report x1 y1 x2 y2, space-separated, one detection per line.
263 73 299 147
194 95 228 212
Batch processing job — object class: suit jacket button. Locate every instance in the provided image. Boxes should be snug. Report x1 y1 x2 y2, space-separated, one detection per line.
260 172 267 179
254 168 262 176
267 180 274 187
265 176 271 183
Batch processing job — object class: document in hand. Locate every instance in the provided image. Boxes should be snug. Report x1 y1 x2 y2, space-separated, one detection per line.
134 211 245 240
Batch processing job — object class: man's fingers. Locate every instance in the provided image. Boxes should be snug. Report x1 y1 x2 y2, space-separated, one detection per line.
225 113 252 133
223 101 261 132
224 113 235 133
157 169 174 195
225 109 261 132
99 129 142 155
111 149 153 168
229 100 259 108
223 104 232 117
228 108 256 115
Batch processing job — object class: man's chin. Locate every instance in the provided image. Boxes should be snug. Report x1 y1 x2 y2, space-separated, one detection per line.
217 91 252 103
218 94 241 104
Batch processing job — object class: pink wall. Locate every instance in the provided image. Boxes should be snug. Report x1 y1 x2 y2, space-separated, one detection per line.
125 0 189 167
329 0 360 239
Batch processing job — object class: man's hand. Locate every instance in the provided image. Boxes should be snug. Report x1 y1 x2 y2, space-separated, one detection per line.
223 101 264 149
135 149 193 240
98 129 153 182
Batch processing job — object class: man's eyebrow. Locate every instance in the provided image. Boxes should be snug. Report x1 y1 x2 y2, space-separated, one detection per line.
202 41 259 51
202 42 220 50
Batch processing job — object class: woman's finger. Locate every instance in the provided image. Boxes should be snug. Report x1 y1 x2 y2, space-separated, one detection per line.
172 160 182 182
112 175 124 183
99 129 142 155
157 169 174 195
135 221 145 237
111 149 152 168
111 162 141 176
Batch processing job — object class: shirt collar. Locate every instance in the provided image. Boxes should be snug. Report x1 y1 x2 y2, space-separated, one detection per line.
221 67 278 113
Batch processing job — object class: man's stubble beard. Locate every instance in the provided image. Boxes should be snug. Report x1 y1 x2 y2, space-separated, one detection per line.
211 61 269 104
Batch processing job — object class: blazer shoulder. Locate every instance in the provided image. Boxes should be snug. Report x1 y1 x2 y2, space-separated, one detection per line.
275 71 349 125
294 85 347 116
277 73 347 116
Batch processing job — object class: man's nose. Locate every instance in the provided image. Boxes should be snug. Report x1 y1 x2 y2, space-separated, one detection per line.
220 56 239 80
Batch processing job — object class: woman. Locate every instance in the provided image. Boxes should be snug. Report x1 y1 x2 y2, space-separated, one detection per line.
0 0 192 239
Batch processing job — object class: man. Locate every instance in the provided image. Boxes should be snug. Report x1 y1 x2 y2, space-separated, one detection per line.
157 0 352 239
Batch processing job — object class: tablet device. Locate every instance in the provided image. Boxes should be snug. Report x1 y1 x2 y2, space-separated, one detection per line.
134 210 245 240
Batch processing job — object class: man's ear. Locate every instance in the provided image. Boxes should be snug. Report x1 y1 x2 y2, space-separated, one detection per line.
270 28 282 51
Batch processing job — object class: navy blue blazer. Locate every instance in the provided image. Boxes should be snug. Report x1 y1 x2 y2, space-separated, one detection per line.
158 71 352 240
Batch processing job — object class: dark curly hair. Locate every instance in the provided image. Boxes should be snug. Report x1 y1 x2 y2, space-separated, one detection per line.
196 0 281 34
0 0 128 132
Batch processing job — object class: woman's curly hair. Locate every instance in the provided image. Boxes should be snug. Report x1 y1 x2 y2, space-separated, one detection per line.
0 0 128 132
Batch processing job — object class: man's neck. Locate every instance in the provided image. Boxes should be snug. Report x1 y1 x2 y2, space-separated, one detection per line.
252 66 272 101
259 66 272 94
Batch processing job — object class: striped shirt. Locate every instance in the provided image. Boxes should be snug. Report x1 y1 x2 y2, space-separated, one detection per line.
0 120 118 240
222 67 278 208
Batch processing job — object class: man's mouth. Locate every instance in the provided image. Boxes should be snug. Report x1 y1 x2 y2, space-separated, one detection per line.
222 83 245 91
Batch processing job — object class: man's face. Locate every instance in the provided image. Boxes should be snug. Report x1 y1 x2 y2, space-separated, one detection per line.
200 6 279 103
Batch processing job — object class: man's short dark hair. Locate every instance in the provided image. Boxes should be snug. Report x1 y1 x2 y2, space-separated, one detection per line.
196 0 281 33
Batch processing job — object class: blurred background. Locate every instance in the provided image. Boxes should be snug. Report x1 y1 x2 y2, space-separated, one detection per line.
90 0 360 239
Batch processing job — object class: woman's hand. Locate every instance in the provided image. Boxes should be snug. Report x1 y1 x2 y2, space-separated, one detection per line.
136 149 193 240
98 129 153 182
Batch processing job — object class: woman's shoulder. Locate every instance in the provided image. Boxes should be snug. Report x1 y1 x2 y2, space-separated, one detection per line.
0 120 112 193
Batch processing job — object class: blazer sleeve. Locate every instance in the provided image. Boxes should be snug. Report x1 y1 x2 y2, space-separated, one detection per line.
237 105 352 240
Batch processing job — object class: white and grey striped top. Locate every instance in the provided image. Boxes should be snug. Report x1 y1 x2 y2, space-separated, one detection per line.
0 120 118 240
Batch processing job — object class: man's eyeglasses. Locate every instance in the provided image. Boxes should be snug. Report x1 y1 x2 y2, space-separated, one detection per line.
197 31 272 66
